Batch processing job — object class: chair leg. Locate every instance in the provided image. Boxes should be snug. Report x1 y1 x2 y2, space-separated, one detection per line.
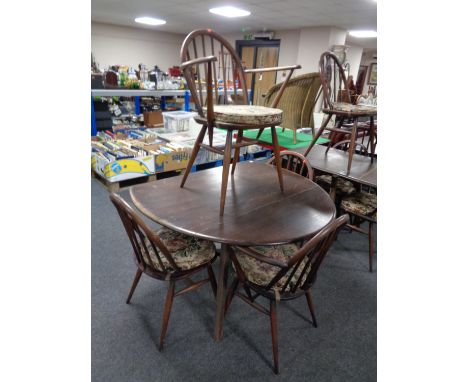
270 299 280 375
180 124 208 187
219 130 233 216
224 277 239 316
231 130 244 175
368 222 374 272
255 128 265 140
346 119 358 174
369 116 376 163
159 280 175 352
207 264 218 298
126 268 143 304
305 290 318 328
270 126 284 192
304 113 332 156
293 129 297 145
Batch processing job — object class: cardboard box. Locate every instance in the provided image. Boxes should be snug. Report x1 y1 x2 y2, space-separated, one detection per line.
92 152 155 182
144 111 164 127
144 143 191 173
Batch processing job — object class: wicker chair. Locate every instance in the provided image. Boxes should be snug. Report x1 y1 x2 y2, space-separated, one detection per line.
262 73 321 144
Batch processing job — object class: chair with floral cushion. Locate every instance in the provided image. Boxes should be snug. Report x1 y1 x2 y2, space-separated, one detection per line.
304 51 377 174
340 189 377 272
178 29 301 215
224 215 349 374
109 193 218 351
266 150 314 180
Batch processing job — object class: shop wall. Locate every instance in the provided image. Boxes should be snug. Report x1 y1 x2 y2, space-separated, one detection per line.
346 44 364 82
91 22 184 72
360 50 377 95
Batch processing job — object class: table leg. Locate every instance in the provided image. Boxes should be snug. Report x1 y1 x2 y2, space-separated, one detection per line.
329 176 337 202
214 243 230 341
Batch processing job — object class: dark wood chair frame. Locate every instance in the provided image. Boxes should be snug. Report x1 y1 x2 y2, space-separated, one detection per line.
224 215 349 374
339 189 377 272
178 29 301 215
304 51 377 174
109 193 218 351
267 150 314 181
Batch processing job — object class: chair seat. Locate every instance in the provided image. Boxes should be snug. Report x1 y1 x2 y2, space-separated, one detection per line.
340 192 377 217
315 174 356 196
233 243 308 292
328 102 377 114
142 228 216 272
204 105 283 126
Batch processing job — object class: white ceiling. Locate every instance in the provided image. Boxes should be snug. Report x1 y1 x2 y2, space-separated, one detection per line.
92 0 377 49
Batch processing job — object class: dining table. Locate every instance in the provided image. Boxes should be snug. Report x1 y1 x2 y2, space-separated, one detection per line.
295 144 377 200
130 160 336 341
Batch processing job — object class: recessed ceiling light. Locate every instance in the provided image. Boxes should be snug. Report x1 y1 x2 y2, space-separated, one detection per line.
134 17 166 26
349 30 377 38
209 6 251 18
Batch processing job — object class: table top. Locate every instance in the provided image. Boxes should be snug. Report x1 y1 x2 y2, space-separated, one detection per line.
130 161 336 246
295 144 377 188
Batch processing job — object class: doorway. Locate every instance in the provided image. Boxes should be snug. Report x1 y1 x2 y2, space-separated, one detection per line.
236 39 280 105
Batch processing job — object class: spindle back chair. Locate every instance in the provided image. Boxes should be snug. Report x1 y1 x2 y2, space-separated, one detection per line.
109 193 218 351
304 51 377 174
267 150 313 180
179 29 301 215
224 214 349 374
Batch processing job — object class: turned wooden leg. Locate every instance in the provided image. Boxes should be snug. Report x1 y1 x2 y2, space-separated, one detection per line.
368 221 374 272
180 125 207 187
214 244 230 341
346 119 358 174
126 268 143 304
255 128 265 140
294 129 297 145
304 113 332 156
219 130 233 216
270 299 280 375
159 280 175 351
305 290 318 327
207 264 218 298
231 130 244 175
224 277 239 316
270 126 284 192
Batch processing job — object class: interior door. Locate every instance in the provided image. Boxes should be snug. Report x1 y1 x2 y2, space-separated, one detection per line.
253 47 279 105
236 40 280 105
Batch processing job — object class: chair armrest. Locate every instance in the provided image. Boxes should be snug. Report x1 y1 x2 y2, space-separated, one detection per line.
233 246 289 269
244 64 301 74
180 55 217 70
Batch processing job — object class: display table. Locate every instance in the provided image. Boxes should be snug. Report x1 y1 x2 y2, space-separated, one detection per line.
130 160 336 341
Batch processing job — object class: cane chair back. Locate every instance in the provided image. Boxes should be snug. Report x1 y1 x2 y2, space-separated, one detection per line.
319 51 351 110
231 215 349 299
267 151 314 180
262 73 322 141
109 193 181 276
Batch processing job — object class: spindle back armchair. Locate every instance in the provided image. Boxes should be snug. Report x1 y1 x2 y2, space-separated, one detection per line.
109 193 218 351
267 150 313 180
179 29 301 215
224 214 349 374
304 51 377 174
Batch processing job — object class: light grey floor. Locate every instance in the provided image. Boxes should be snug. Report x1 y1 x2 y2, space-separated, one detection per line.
92 178 376 381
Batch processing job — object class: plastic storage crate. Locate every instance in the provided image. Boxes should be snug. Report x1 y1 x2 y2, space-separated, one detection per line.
162 111 197 132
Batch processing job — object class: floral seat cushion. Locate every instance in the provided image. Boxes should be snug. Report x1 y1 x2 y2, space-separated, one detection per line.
329 102 377 114
315 174 356 196
203 105 283 126
340 192 377 217
141 228 216 272
233 243 310 292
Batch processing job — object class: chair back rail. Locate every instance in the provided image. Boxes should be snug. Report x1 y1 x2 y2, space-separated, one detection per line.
109 193 181 274
180 29 249 115
231 215 349 298
332 139 369 156
319 51 351 109
267 151 314 180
